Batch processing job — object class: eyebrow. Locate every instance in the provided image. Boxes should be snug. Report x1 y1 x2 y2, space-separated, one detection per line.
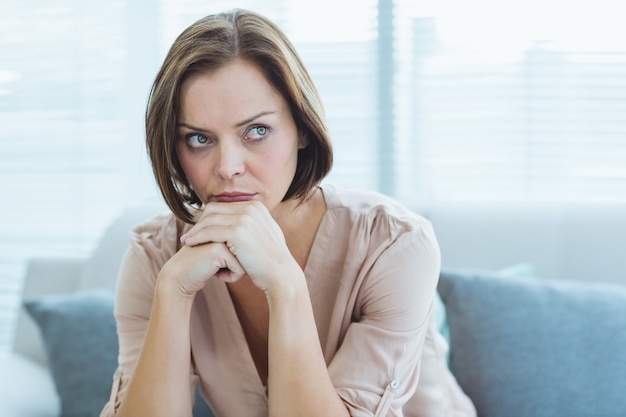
177 110 277 132
234 111 276 128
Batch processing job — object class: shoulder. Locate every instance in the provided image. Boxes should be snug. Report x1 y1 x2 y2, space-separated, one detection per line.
127 211 192 269
115 211 191 309
319 185 440 329
322 184 435 243
317 184 440 281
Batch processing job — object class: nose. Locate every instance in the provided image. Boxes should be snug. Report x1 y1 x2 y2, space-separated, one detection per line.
214 139 245 180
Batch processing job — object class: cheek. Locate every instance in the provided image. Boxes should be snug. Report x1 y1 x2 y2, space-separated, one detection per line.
259 144 298 180
177 148 203 186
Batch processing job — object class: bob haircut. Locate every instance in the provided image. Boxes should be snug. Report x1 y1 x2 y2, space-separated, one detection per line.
146 9 333 223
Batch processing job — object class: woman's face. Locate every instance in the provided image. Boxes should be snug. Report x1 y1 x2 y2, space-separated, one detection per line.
177 59 304 213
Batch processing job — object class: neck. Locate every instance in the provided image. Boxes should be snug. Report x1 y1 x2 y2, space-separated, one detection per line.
271 188 319 233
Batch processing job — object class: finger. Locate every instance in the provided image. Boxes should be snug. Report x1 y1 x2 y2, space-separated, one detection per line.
181 214 238 245
195 201 263 223
176 243 246 293
182 202 265 243
214 267 245 283
182 204 268 246
209 244 246 277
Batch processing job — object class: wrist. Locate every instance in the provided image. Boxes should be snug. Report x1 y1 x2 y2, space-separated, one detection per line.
265 259 309 308
156 269 197 306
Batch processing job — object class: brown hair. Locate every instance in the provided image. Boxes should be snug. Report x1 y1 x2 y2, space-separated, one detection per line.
146 9 333 223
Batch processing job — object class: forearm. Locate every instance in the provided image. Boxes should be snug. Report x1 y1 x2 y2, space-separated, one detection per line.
266 271 350 417
117 276 195 417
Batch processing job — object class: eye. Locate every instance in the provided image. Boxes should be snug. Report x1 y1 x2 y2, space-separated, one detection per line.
185 133 213 148
246 125 269 141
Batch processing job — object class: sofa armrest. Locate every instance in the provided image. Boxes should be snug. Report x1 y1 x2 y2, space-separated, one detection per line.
14 257 87 365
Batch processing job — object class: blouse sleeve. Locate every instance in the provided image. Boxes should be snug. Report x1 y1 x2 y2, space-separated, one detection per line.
99 216 198 416
327 220 441 417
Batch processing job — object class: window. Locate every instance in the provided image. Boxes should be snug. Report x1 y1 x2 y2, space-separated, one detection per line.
401 0 626 205
1 0 624 352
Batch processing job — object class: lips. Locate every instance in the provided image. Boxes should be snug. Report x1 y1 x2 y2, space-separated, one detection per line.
213 192 256 203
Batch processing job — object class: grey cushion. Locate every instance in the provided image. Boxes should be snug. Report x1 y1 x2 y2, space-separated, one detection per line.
438 269 626 417
24 289 118 417
24 288 215 417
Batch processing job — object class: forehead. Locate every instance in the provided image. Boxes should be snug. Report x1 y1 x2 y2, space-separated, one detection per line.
178 60 287 124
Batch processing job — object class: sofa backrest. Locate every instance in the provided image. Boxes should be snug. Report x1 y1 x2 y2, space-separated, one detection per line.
15 205 165 364
16 200 626 363
15 258 87 365
426 203 626 285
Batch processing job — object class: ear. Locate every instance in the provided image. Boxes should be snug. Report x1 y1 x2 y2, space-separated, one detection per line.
298 133 309 149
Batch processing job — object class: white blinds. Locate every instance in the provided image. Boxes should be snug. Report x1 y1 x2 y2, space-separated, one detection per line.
1 0 625 352
0 0 380 352
0 0 165 352
392 1 626 206
407 46 626 204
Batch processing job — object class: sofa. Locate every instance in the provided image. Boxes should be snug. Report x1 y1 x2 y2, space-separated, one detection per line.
3 203 626 417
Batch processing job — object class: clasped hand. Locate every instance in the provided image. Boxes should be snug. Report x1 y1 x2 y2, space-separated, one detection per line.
161 201 292 296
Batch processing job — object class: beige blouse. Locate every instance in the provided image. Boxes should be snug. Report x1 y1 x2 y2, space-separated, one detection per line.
100 185 476 417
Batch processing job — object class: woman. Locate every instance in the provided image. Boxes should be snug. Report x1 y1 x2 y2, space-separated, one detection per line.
101 9 476 417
